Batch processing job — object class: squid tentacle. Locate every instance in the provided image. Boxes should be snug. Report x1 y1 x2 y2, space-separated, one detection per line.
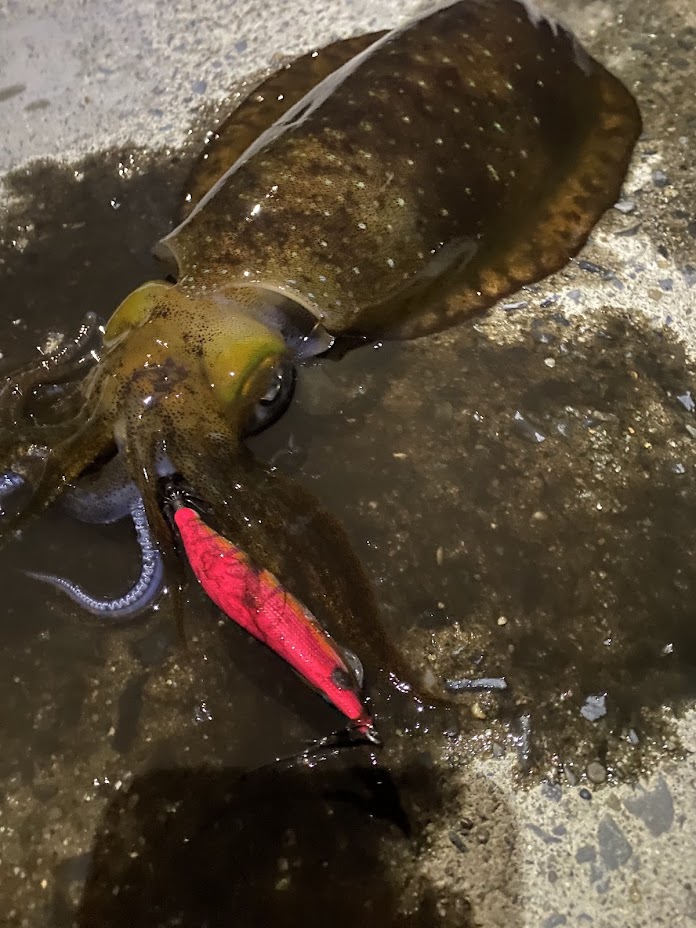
62 453 139 525
0 383 107 473
0 392 112 541
26 498 164 620
124 414 187 617
0 312 101 427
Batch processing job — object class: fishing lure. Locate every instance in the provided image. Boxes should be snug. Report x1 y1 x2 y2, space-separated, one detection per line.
0 0 641 704
170 498 378 740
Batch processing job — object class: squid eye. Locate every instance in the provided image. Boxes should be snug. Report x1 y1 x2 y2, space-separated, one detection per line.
243 357 297 437
259 371 284 406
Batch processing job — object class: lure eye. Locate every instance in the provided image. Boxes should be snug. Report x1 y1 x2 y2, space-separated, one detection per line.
341 646 365 690
243 356 297 436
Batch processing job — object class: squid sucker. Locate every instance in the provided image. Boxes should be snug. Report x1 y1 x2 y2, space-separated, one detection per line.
0 1 640 714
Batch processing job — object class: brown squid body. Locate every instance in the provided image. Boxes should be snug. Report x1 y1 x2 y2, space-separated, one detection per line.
0 1 640 672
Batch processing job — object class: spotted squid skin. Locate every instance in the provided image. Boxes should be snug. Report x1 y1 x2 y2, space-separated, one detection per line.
164 0 641 340
179 32 385 222
0 0 641 670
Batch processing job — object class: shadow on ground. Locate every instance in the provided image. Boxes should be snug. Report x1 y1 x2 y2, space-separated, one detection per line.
52 755 520 928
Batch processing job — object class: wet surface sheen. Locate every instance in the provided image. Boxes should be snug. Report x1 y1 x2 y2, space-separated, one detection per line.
0 78 692 928
1 137 696 927
270 311 696 777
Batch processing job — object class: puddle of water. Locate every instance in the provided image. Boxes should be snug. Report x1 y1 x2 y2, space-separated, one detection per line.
258 309 696 779
1 136 695 923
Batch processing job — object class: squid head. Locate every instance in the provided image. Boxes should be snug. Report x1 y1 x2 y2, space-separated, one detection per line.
0 279 299 550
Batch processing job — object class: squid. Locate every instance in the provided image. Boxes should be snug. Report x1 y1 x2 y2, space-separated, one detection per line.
0 0 640 709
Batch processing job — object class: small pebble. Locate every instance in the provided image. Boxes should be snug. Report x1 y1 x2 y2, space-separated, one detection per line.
443 721 461 740
502 300 528 312
542 781 563 802
193 702 213 723
581 694 607 722
544 357 556 368
652 169 669 187
614 198 636 213
579 788 593 801
681 265 696 288
497 615 508 626
445 676 507 692
578 259 610 277
677 391 695 412
512 410 546 444
471 701 487 720
563 765 579 786
587 761 607 784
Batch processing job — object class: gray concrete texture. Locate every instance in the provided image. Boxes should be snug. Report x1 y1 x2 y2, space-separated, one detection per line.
1 0 695 926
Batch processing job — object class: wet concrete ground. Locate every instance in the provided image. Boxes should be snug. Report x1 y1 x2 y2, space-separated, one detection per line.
1 0 695 925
